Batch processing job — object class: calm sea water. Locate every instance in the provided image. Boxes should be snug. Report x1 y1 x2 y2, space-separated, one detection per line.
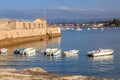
1 27 120 79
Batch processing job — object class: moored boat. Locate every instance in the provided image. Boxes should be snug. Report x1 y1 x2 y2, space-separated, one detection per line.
22 48 36 56
41 37 49 41
101 28 105 30
87 48 114 57
62 50 79 56
42 48 61 57
14 48 25 55
0 48 7 54
51 49 61 57
76 28 82 31
87 28 91 30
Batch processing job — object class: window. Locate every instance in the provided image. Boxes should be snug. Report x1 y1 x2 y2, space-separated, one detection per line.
34 23 36 28
29 23 31 29
23 23 26 29
38 24 40 28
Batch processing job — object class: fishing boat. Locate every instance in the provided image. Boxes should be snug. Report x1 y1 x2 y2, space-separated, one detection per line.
62 50 79 56
42 48 61 57
14 48 25 55
87 48 114 57
0 48 7 54
22 48 36 56
51 49 61 57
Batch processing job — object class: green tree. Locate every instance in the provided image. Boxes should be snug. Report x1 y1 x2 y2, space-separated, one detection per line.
113 18 120 26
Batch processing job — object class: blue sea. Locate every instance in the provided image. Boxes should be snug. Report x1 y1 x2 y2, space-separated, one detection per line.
1 27 120 79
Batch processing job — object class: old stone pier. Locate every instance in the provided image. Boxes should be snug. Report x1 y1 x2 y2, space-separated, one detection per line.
0 18 61 47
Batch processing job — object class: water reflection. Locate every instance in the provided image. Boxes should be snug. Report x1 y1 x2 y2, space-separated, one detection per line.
47 55 79 61
0 37 61 68
64 55 78 59
89 55 114 72
89 55 114 61
5 37 61 55
45 37 61 49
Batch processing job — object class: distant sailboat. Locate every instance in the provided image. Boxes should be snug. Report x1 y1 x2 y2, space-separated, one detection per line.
76 23 82 31
92 21 98 30
92 27 97 30
101 28 105 30
76 27 82 31
71 28 74 30
87 28 91 30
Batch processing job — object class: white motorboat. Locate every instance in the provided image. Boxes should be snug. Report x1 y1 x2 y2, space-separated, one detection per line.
14 48 25 55
76 28 82 31
51 49 61 57
0 48 7 54
62 50 79 56
101 28 105 30
87 48 114 57
87 28 91 30
22 48 36 56
92 27 97 30
42 48 61 57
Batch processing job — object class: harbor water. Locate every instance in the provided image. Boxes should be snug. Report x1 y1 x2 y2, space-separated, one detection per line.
0 27 120 79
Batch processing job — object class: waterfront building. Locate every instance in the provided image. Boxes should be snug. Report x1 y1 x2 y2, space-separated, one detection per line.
0 18 46 30
0 18 60 42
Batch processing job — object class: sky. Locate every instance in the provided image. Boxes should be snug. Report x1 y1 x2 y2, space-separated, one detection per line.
0 0 120 22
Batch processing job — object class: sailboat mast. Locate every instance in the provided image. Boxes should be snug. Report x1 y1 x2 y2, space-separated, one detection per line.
43 6 46 19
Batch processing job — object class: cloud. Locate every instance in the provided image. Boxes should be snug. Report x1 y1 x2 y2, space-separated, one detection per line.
54 6 107 13
55 6 73 11
0 8 120 22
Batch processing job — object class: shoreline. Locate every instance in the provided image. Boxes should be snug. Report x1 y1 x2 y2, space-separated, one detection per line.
0 67 112 80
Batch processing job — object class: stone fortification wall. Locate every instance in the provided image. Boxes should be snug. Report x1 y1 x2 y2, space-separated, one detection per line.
0 26 60 40
0 26 61 47
0 29 46 40
0 18 61 47
0 18 46 30
47 26 61 34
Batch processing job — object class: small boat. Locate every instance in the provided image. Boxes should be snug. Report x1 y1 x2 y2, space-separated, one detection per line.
87 48 114 57
92 27 97 30
62 50 79 56
76 28 82 31
51 49 61 57
22 48 36 56
71 28 74 30
101 28 105 30
41 37 49 41
87 28 91 30
14 48 25 55
42 48 61 57
0 48 7 54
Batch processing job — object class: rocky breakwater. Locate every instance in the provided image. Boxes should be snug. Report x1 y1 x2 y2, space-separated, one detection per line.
0 67 112 80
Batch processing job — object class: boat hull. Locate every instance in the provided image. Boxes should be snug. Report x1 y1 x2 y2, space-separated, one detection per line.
22 48 36 56
87 49 114 57
42 48 61 57
14 48 25 55
0 48 7 54
62 50 79 56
